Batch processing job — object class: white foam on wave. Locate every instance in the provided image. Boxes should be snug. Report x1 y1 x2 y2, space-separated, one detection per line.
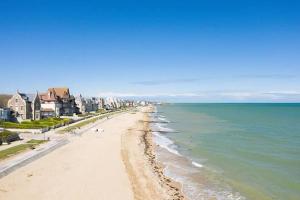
192 161 203 168
151 113 180 156
158 117 169 122
153 132 181 156
157 123 174 132
151 107 245 200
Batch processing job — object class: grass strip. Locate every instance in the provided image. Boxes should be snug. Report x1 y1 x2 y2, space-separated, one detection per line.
59 110 126 133
0 140 46 160
26 139 47 145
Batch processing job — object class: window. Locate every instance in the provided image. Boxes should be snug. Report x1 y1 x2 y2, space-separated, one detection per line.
15 99 18 103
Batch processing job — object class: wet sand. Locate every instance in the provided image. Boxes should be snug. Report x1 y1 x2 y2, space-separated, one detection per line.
121 107 186 200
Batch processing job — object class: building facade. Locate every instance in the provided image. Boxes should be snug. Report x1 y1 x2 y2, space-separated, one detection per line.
98 98 105 110
91 97 98 111
75 95 99 114
40 88 75 118
7 91 41 121
0 108 11 121
75 95 87 114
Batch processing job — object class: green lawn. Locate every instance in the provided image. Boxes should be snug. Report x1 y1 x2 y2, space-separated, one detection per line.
96 109 108 114
26 139 47 145
60 115 107 133
60 110 125 133
0 139 46 160
0 118 71 129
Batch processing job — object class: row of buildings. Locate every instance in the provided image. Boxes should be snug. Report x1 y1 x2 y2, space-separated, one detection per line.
0 87 136 122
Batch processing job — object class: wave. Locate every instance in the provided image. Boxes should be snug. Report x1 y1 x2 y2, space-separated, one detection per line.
191 161 203 168
158 117 170 122
151 113 180 155
153 123 174 132
153 132 181 156
150 106 246 200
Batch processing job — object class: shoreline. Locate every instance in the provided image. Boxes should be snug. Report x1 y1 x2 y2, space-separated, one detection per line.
0 107 186 200
121 106 186 200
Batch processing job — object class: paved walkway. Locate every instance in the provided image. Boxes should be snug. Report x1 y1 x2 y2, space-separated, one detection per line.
0 111 125 178
0 111 121 152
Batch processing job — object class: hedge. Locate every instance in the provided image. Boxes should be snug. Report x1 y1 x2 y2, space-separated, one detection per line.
0 130 20 145
0 118 71 129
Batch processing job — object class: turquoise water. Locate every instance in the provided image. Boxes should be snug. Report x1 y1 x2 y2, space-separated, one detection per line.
154 103 300 200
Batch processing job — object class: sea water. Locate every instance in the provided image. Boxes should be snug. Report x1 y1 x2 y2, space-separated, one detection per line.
151 103 300 200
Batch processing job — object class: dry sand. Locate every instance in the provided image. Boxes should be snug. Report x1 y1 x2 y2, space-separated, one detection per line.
0 108 185 200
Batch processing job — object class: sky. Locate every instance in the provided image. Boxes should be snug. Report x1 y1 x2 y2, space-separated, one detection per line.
0 0 299 102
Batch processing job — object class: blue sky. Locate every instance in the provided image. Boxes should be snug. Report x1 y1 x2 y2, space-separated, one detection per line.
0 0 299 102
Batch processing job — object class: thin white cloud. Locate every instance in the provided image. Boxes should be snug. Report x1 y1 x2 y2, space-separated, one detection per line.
131 75 297 86
131 78 199 86
98 90 300 102
98 92 203 97
265 91 300 95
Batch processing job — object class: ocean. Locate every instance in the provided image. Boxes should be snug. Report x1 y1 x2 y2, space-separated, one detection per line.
151 103 300 200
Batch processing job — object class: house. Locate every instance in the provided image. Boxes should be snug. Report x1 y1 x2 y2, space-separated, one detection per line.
0 94 12 121
7 91 41 121
75 95 99 114
75 94 87 114
0 107 11 121
40 88 75 118
85 98 93 112
98 98 105 110
91 97 99 112
39 89 62 118
104 97 122 110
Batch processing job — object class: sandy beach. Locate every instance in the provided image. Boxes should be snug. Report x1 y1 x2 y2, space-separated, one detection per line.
0 108 185 200
121 107 185 200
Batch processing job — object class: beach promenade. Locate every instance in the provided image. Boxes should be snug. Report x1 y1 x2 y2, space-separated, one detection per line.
0 111 138 200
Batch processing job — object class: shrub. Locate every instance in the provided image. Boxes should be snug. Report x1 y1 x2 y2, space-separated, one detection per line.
0 130 20 144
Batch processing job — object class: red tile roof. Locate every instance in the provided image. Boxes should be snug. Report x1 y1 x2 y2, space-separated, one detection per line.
39 88 71 101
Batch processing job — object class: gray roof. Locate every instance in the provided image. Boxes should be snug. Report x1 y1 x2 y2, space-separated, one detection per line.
18 93 36 103
26 94 36 102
